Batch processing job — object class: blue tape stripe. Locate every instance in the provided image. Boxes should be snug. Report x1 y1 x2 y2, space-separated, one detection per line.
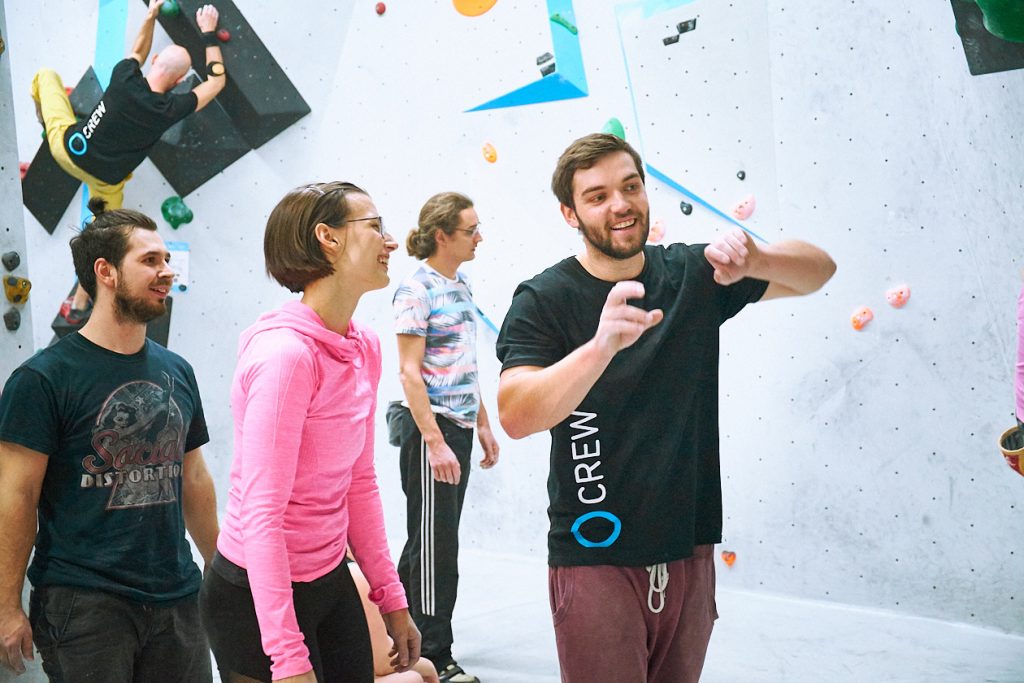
474 305 500 335
646 164 768 243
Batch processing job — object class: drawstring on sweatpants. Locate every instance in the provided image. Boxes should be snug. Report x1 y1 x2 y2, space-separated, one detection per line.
646 562 669 614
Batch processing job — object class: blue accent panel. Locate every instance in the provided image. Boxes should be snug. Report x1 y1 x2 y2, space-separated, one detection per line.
96 0 129 90
466 0 588 112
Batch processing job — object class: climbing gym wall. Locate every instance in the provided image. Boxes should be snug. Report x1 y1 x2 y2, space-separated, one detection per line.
5 0 1024 640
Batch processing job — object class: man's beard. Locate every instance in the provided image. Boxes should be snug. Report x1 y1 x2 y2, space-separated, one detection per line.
114 278 167 324
578 211 650 260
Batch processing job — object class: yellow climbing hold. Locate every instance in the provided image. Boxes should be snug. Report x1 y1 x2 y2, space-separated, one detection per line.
454 0 498 17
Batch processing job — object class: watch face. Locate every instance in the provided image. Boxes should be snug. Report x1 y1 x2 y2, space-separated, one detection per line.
209 62 225 76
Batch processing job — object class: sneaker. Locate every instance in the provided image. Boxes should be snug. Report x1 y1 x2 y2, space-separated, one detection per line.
437 661 481 683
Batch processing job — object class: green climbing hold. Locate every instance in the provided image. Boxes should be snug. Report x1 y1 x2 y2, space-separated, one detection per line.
161 196 193 230
974 0 1024 42
602 118 626 140
159 0 181 18
550 12 578 35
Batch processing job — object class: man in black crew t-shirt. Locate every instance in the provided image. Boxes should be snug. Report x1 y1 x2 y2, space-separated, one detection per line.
495 133 836 683
31 0 227 210
0 206 219 679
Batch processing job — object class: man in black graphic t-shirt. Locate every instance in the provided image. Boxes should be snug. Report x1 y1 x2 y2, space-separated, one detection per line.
31 0 226 209
496 133 836 683
0 207 219 679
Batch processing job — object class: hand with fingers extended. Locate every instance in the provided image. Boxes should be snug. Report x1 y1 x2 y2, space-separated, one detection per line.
704 228 760 285
427 439 461 486
593 281 664 356
0 605 34 674
382 609 421 673
196 4 219 32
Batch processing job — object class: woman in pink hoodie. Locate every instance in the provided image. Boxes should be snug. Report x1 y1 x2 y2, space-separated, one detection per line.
200 182 417 682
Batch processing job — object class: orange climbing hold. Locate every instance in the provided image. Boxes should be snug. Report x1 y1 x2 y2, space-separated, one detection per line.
851 305 873 331
482 142 498 163
453 0 498 17
721 550 736 567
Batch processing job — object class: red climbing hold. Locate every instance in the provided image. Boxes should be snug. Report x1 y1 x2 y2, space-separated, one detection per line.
376 2 386 15
217 28 231 42
19 162 30 181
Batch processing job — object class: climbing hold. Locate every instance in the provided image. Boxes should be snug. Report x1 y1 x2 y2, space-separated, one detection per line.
159 0 180 17
3 308 20 332
737 170 746 181
602 117 626 140
662 34 680 46
679 201 693 216
974 0 1024 42
647 218 665 244
482 142 497 163
64 86 73 97
161 196 194 230
677 18 697 34
851 305 873 331
19 162 29 181
999 425 1024 477
216 28 231 42
550 12 578 35
885 284 911 308
3 276 31 304
375 2 386 15
2 251 20 272
453 0 498 17
721 550 736 567
536 52 554 65
731 194 756 221
540 62 556 77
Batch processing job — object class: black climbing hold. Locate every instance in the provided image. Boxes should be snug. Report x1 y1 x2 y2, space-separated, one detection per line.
540 62 556 77
663 34 680 45
1 252 19 272
680 201 693 215
737 170 746 181
3 308 20 332
536 52 553 65
677 19 697 34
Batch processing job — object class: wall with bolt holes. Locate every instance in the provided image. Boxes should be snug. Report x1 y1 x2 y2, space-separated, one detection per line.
4 0 1024 635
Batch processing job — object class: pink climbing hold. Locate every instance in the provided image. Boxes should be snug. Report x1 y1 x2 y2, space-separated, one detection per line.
731 194 756 221
647 218 665 244
851 306 873 331
886 284 911 308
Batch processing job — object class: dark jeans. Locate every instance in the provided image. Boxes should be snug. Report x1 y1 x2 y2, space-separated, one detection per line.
199 552 373 683
393 406 474 665
28 584 212 683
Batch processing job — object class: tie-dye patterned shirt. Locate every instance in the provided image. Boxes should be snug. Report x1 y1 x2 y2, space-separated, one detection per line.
393 265 479 428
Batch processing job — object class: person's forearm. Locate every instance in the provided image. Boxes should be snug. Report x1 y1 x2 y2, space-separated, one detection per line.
749 240 836 294
0 492 37 611
130 14 159 64
476 399 491 429
399 371 445 448
498 339 615 439
205 44 225 86
182 455 219 566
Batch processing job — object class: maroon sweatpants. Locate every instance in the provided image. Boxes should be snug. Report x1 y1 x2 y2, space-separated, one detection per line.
548 544 718 683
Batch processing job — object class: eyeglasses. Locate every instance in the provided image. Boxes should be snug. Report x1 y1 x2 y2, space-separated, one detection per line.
452 225 481 238
342 215 386 238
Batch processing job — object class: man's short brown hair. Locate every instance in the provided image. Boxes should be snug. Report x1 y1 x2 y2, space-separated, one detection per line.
551 133 645 210
264 181 368 293
70 198 158 300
